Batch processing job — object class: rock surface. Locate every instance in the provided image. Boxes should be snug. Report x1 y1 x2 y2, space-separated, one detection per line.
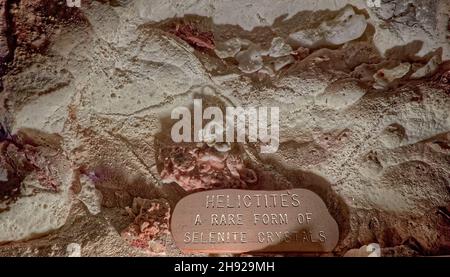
0 0 449 256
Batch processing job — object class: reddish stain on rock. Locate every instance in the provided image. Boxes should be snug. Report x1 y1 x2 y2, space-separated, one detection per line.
170 23 215 50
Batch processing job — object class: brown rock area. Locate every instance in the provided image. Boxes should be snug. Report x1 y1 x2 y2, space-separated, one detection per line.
11 0 84 52
0 0 10 63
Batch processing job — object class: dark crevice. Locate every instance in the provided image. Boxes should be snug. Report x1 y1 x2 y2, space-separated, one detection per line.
0 0 19 91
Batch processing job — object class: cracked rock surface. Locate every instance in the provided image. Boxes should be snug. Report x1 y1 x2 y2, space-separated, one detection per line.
0 0 449 256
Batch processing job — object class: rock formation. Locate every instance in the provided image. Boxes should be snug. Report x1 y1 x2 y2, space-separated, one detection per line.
0 0 448 257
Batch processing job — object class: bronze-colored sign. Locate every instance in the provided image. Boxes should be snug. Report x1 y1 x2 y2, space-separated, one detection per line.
171 189 339 253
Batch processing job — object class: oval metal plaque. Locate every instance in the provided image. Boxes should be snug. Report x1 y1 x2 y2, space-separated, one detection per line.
171 189 339 253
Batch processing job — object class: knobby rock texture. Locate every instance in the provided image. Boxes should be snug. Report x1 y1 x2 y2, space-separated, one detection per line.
0 0 449 256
